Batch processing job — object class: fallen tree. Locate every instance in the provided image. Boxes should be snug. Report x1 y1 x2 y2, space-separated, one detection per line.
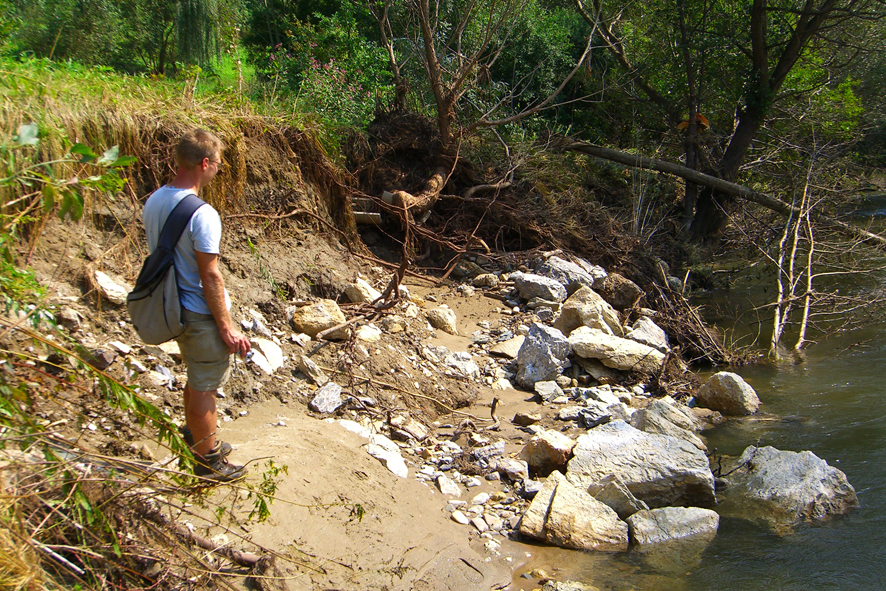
555 138 886 250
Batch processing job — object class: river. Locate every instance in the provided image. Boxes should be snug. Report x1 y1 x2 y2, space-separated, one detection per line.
513 324 886 590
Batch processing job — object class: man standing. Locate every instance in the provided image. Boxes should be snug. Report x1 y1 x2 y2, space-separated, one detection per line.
143 129 250 482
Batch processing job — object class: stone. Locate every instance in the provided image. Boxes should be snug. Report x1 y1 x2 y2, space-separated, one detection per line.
484 513 504 531
490 457 529 481
472 492 491 505
489 335 525 359
625 316 669 353
541 582 601 591
365 443 408 478
472 441 506 461
58 307 82 330
437 475 462 497
543 479 629 552
566 420 716 508
86 348 116 370
519 429 576 477
299 355 329 386
552 286 623 337
451 510 470 525
108 341 131 355
518 471 564 539
696 372 761 416
309 382 343 414
509 271 568 302
626 507 719 546
145 370 171 388
491 378 514 390
355 324 382 342
534 256 602 295
473 273 500 288
288 300 348 340
513 412 541 426
719 445 859 531
390 415 429 441
569 327 665 374
515 323 571 388
572 385 621 407
443 351 480 379
249 350 274 375
345 278 382 304
254 338 284 372
586 474 649 520
381 315 407 334
596 273 644 310
573 357 623 385
631 401 707 451
572 257 608 286
535 381 564 403
93 270 131 306
425 305 459 335
471 517 490 533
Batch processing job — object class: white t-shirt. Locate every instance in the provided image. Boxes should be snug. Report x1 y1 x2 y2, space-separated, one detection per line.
143 186 230 315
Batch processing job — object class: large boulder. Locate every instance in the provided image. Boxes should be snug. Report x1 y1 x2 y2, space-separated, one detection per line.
289 300 348 339
515 323 571 388
586 474 649 520
719 446 858 532
596 273 644 310
569 327 665 374
519 471 564 539
626 507 719 547
534 256 601 295
510 272 568 303
542 479 629 552
552 286 624 337
519 429 576 477
631 400 707 451
566 420 716 508
696 372 760 416
624 316 669 353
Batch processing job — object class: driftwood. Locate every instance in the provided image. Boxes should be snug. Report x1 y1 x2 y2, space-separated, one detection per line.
557 139 886 250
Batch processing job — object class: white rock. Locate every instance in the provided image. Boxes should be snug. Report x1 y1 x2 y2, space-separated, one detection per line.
451 510 470 525
519 429 576 476
437 474 462 497
249 350 274 375
472 492 491 505
254 338 284 372
488 335 525 359
108 341 131 355
355 324 382 342
93 270 130 306
425 305 459 335
696 372 761 416
627 507 719 546
471 517 490 533
365 443 408 478
569 327 665 374
345 278 382 304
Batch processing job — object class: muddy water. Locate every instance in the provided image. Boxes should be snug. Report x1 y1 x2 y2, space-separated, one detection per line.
513 325 886 590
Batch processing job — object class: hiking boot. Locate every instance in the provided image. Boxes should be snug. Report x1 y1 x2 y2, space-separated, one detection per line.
193 454 248 483
180 426 232 459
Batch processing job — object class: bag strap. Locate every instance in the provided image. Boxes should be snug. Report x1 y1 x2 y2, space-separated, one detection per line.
157 193 206 252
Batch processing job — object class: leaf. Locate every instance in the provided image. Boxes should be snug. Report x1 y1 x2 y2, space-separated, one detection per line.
14 123 39 147
109 155 137 167
42 184 56 212
70 143 98 163
97 145 120 165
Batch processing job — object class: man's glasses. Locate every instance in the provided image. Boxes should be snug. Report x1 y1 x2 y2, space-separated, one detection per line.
209 159 224 170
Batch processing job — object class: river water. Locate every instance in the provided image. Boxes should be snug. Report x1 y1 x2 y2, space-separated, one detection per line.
514 324 886 590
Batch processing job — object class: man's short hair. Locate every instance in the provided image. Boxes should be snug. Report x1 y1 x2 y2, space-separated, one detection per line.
175 129 224 169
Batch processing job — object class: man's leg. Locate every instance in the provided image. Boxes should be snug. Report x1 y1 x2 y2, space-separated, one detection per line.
183 383 217 457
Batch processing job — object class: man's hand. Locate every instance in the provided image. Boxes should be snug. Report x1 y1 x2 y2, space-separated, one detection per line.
220 326 251 357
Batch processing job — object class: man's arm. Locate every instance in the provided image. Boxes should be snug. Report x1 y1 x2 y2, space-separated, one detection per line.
195 251 251 357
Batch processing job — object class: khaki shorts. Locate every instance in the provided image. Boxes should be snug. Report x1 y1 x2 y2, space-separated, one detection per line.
176 309 232 391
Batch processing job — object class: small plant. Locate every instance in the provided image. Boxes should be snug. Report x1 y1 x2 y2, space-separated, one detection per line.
246 459 288 523
246 236 287 300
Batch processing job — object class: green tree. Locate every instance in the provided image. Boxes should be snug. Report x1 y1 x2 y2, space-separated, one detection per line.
574 0 886 238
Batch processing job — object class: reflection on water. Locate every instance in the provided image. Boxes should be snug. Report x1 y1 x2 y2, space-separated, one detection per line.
513 327 886 590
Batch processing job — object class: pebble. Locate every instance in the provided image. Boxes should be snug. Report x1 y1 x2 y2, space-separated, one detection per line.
465 477 482 488
436 474 462 497
471 517 489 533
472 492 491 505
451 510 470 525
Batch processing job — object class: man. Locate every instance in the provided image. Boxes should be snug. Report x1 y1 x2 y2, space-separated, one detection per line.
143 129 251 482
